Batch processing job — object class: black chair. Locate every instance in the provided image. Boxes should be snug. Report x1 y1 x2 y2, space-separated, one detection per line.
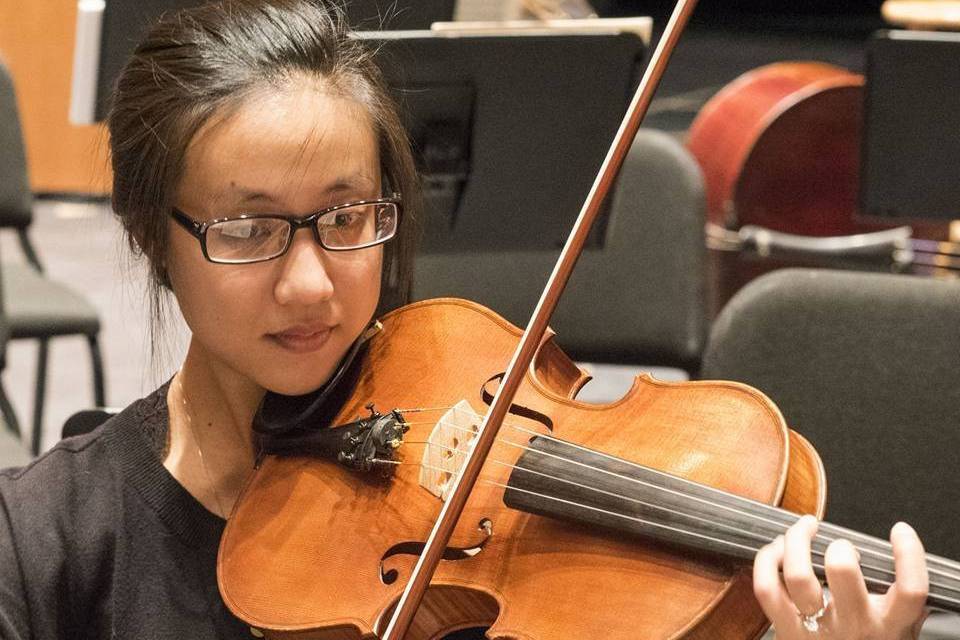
701 268 960 561
412 128 708 374
0 59 106 456
61 408 118 440
0 239 17 436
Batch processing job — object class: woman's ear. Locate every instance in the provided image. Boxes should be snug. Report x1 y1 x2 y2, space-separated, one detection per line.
131 221 175 290
157 264 173 289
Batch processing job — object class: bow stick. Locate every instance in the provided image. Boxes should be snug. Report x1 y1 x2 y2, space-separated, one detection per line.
381 1 700 636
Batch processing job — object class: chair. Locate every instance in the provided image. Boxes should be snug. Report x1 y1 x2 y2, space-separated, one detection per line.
0 58 105 456
61 408 117 440
412 128 708 374
0 242 29 468
700 268 960 561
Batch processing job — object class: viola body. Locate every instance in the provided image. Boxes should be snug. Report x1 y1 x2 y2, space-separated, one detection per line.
219 299 826 639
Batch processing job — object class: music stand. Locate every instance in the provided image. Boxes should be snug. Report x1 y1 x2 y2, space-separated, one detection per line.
365 29 647 252
69 0 457 123
861 30 960 221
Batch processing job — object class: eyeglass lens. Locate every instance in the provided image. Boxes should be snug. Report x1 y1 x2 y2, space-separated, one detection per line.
204 202 398 263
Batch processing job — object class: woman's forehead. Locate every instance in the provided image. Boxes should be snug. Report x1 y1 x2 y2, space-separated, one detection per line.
179 85 379 210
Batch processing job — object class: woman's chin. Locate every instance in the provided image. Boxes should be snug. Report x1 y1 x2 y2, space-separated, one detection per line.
257 366 341 398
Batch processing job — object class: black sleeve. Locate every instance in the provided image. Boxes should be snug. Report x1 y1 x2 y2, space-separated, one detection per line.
0 475 30 639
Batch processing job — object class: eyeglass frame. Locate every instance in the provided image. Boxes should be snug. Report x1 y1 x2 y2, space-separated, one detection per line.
169 195 403 264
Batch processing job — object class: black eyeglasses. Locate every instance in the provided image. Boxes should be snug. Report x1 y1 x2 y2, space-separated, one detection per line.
170 196 402 264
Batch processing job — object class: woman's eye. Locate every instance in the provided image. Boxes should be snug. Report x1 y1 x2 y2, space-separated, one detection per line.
234 220 270 239
214 219 278 244
333 212 360 227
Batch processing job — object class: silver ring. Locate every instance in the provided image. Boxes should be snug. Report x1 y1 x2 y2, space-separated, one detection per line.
798 591 830 632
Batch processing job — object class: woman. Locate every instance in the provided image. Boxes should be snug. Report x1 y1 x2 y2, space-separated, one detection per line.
0 0 931 637
0 1 417 636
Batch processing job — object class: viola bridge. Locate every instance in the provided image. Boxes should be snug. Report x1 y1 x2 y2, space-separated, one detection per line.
419 400 481 501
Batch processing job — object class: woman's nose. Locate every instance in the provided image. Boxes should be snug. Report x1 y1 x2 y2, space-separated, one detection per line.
273 229 335 305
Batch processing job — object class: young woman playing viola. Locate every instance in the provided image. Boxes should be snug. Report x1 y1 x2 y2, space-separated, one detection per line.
0 1 418 636
0 1 931 638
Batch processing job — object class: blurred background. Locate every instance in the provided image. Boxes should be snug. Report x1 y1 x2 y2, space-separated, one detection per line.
0 0 898 452
3 6 960 636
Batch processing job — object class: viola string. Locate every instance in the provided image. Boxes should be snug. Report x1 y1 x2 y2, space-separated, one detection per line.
413 414 864 560
493 418 960 579
411 416 819 551
503 420 960 578
409 423 940 588
401 401 944 575
397 412 960 591
476 480 960 609
395 406 960 589
396 406 460 414
375 450 960 606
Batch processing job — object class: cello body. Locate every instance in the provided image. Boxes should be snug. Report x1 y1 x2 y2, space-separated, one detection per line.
687 61 867 237
219 299 826 639
686 61 954 314
687 60 951 240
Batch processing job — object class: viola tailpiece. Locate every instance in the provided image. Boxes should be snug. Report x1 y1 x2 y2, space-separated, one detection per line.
257 404 408 478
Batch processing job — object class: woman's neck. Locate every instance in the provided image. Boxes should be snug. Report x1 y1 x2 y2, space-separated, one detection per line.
164 340 265 518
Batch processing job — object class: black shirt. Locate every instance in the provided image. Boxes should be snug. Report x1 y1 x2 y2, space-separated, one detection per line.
0 384 252 639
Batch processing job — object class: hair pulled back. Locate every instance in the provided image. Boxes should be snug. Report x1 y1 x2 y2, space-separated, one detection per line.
108 0 418 315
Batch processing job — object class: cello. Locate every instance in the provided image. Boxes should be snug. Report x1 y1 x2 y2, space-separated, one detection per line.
216 2 960 638
685 61 960 314
686 61 960 274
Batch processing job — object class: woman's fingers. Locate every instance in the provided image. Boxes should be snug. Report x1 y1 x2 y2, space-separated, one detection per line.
822 538 869 628
782 514 825 616
753 535 803 633
884 522 928 629
754 518 929 640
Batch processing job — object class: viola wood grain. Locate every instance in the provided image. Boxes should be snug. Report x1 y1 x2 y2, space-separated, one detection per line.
219 299 822 639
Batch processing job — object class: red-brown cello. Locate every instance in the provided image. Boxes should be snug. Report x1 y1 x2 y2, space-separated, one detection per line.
686 61 960 272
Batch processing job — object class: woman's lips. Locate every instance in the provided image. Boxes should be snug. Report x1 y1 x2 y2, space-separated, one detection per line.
268 325 334 353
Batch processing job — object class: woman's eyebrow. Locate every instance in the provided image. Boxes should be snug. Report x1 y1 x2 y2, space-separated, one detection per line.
224 176 376 206
325 175 376 194
222 183 278 206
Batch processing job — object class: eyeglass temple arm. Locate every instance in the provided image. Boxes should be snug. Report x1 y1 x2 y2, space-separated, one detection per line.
170 208 205 238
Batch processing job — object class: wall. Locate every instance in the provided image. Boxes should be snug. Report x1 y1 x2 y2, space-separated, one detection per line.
0 0 110 195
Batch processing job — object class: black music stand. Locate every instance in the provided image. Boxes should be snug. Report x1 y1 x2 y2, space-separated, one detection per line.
72 0 456 122
861 30 960 220
366 31 646 252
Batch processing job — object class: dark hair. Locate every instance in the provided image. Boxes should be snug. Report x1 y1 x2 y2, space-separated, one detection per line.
107 0 419 347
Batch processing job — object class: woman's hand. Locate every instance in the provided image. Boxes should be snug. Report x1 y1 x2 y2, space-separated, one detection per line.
753 515 929 639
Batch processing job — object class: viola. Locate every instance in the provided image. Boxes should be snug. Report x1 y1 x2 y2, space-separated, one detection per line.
218 299 960 638
216 1 960 636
